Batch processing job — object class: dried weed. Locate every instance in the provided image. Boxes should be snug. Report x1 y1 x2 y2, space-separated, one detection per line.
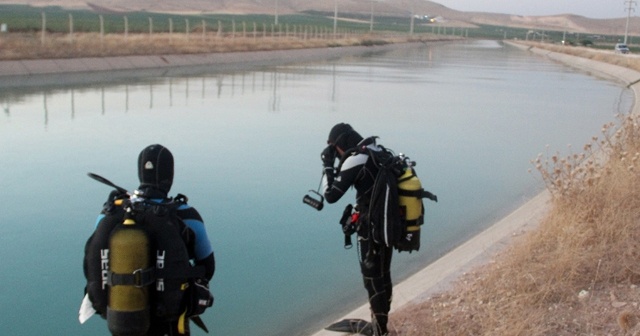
391 112 640 335
0 32 439 60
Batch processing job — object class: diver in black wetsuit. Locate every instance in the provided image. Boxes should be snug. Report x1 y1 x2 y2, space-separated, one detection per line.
136 144 215 336
82 144 215 336
321 123 392 336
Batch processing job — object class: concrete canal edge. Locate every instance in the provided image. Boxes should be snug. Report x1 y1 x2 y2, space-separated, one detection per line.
310 41 640 336
0 42 434 88
504 40 640 110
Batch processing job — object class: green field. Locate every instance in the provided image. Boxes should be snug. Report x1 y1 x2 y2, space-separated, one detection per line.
0 4 633 46
0 4 426 34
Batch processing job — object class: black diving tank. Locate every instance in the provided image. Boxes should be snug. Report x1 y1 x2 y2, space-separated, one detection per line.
107 217 151 336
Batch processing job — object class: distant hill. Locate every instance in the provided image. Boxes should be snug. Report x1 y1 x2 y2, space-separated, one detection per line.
2 0 635 35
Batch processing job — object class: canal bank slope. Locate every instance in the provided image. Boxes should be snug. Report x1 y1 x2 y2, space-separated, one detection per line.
0 42 436 89
311 41 640 336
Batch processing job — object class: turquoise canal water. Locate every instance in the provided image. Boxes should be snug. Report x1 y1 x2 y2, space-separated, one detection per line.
0 40 633 335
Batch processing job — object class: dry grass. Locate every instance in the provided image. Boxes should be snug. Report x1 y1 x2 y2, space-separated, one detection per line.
390 85 640 333
0 32 443 61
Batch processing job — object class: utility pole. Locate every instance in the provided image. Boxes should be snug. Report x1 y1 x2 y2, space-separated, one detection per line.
409 3 415 35
333 0 338 38
370 0 374 32
275 0 279 25
625 0 636 44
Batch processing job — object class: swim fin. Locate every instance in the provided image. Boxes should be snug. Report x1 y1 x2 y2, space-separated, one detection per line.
191 316 209 333
78 293 96 324
325 318 373 335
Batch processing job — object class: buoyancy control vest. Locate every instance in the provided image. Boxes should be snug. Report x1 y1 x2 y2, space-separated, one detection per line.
339 137 438 252
83 194 205 335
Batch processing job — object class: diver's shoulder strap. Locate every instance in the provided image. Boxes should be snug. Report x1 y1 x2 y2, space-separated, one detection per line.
336 136 379 172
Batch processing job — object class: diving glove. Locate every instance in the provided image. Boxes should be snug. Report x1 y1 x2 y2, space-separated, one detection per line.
321 145 336 167
321 146 336 185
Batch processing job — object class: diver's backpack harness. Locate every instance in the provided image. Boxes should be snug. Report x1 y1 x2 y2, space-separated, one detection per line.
84 192 207 335
342 137 438 253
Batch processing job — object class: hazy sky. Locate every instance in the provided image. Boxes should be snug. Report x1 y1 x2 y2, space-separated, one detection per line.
432 0 634 19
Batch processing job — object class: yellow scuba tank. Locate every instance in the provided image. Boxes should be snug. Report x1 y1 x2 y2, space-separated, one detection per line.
398 168 423 221
107 217 151 336
396 167 424 252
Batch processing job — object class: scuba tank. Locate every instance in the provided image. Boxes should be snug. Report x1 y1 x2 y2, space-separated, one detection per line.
107 212 152 336
396 166 425 252
398 167 423 221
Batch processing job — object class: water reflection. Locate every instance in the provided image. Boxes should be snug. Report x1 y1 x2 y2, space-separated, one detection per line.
0 62 351 128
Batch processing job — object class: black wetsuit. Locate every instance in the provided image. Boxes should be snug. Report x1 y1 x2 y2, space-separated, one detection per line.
324 141 393 335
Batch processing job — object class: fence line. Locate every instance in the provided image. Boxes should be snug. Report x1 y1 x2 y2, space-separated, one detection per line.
34 11 446 46
46 20 369 43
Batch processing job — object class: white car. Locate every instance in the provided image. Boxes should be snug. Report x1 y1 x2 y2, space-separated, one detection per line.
615 43 630 54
